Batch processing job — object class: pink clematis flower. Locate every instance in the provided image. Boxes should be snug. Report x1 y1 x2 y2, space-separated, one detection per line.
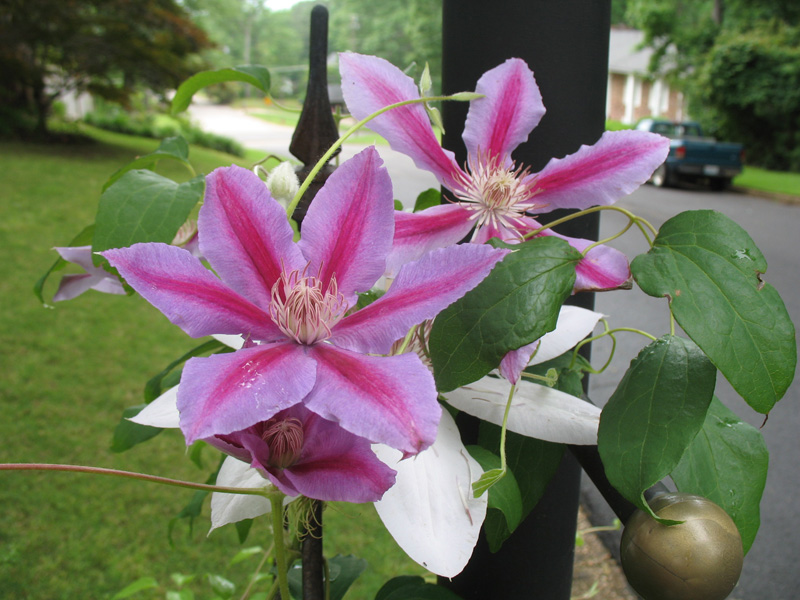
339 52 670 290
133 392 394 504
103 147 508 458
52 246 126 302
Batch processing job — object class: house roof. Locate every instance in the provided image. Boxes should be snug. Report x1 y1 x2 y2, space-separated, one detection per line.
608 28 653 75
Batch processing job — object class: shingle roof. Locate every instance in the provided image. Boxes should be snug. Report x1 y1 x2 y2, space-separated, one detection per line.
608 28 653 75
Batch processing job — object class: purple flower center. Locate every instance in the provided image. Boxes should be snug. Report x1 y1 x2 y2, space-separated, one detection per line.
261 417 304 469
269 264 348 345
453 152 541 239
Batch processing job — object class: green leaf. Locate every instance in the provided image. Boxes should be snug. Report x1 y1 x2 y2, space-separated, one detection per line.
206 574 235 599
110 577 159 599
430 237 579 392
110 404 163 452
375 576 465 600
356 288 385 310
467 446 522 531
34 224 95 305
598 335 716 522
171 66 271 114
524 351 593 398
92 170 205 264
170 573 196 588
228 546 264 567
234 518 253 544
671 397 768 554
166 590 194 600
145 339 228 402
471 467 504 497
376 576 427 600
631 210 796 413
103 136 193 191
413 188 441 212
393 199 404 210
168 456 222 543
478 423 564 552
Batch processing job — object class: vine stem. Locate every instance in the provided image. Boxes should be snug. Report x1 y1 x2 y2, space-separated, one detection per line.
285 93 480 218
523 205 658 249
570 324 658 373
270 494 292 600
240 543 274 600
498 381 517 472
0 463 269 496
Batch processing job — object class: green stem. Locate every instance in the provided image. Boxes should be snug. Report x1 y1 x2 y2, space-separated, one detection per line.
240 543 274 600
0 463 269 496
270 494 292 600
570 325 658 373
498 381 517 474
394 324 418 355
523 205 658 248
285 94 475 219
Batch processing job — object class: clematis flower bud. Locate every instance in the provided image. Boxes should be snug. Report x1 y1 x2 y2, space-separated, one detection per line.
265 161 300 208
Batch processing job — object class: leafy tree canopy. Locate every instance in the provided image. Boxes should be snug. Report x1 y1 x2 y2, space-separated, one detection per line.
0 0 212 137
625 0 800 169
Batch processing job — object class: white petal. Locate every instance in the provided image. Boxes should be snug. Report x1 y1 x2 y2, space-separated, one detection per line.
374 411 487 577
529 305 604 366
212 334 245 349
209 457 273 532
130 385 180 428
444 377 601 445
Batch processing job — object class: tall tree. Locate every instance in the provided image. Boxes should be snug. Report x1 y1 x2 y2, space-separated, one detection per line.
328 0 442 85
0 0 211 137
627 0 800 169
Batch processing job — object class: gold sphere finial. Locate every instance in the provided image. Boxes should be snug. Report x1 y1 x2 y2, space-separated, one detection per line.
620 492 744 600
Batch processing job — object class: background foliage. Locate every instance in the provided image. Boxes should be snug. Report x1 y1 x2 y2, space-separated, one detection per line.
621 0 800 170
0 0 211 137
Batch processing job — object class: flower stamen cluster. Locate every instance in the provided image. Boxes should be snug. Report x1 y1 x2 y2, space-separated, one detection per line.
261 417 304 469
269 264 347 345
453 152 541 240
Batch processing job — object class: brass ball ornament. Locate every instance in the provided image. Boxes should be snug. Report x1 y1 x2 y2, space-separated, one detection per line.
620 493 744 600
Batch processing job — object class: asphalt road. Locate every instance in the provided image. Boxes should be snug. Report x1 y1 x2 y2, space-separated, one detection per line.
191 104 799 599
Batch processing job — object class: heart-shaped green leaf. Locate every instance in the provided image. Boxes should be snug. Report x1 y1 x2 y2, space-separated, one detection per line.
430 237 579 392
103 136 192 191
171 65 271 114
413 188 441 212
92 170 205 263
671 397 768 554
598 335 716 522
631 210 796 413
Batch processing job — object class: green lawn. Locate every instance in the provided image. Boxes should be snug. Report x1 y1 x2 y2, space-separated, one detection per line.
734 166 800 197
0 126 423 599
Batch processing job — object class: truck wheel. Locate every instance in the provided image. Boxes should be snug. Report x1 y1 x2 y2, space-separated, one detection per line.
710 177 730 191
650 164 672 188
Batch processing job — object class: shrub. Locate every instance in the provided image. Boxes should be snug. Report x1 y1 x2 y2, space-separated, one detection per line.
82 100 245 157
692 22 800 171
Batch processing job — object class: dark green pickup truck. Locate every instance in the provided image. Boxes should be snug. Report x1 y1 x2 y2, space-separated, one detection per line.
636 119 744 191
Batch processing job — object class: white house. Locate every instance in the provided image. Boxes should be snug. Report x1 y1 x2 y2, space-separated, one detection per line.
607 28 687 124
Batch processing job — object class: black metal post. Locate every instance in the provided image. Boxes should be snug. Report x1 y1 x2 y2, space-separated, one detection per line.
287 6 339 598
440 2 611 598
289 4 340 228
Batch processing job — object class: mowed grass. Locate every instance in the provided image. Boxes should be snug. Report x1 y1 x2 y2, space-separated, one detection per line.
733 166 800 198
0 126 423 599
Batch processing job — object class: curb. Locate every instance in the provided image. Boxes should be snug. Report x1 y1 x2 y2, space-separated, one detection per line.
732 186 800 205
